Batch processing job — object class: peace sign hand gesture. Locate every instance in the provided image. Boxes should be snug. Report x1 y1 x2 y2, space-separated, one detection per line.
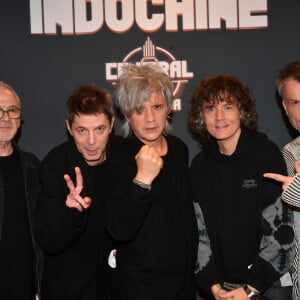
64 166 92 212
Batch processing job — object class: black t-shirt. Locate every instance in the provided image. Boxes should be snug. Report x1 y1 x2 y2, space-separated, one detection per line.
0 150 35 299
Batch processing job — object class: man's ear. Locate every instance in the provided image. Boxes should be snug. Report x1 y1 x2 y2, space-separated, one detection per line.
66 120 73 135
110 117 115 133
282 100 288 116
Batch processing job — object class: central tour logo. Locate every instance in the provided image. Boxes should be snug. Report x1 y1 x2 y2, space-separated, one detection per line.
105 37 194 111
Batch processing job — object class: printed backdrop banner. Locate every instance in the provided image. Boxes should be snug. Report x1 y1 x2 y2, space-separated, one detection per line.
0 0 300 161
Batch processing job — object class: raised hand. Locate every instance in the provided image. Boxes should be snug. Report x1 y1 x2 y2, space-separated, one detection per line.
64 166 92 212
134 145 164 185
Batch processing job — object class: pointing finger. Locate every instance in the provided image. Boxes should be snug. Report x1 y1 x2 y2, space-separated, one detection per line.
263 172 286 183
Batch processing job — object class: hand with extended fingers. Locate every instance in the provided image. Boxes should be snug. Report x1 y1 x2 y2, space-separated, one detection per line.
217 287 256 300
211 284 259 300
264 161 300 191
134 145 164 185
64 166 92 212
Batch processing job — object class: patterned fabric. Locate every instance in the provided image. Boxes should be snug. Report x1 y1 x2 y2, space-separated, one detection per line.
260 196 295 274
194 197 295 277
283 140 300 174
282 175 300 207
194 202 211 273
282 136 300 299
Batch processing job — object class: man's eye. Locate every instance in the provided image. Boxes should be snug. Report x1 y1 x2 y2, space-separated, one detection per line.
77 128 86 134
205 107 214 112
224 105 233 111
152 104 164 111
135 107 145 114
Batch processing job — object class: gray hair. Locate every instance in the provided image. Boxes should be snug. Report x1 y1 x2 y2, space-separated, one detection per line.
0 81 21 106
277 61 300 97
114 63 173 137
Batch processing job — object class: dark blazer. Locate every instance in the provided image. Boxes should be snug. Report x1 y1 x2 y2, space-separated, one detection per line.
106 134 198 300
0 142 42 295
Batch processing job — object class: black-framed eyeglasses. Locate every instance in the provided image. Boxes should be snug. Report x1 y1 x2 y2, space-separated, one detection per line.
0 107 21 119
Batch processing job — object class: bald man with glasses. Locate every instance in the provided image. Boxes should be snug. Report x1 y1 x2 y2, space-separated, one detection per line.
0 81 42 300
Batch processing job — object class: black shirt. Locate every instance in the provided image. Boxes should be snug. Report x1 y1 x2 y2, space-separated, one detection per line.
0 150 35 299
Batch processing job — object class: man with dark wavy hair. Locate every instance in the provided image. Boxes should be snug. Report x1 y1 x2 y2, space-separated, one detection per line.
189 74 295 300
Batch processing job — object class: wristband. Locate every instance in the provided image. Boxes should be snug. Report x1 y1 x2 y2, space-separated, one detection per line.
243 285 260 299
133 178 152 191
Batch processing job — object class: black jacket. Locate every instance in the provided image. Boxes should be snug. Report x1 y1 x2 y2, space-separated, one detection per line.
191 128 295 293
36 138 113 300
0 142 42 295
105 134 198 300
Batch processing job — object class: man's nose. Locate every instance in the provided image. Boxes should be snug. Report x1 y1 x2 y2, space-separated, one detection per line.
145 109 155 122
87 132 95 144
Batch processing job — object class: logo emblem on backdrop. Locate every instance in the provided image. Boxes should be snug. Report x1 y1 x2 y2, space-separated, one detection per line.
105 37 194 111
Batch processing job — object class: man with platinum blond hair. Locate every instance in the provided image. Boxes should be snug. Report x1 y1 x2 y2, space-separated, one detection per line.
105 63 198 300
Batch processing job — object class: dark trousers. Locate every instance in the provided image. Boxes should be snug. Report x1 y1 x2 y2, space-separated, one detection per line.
262 280 292 300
